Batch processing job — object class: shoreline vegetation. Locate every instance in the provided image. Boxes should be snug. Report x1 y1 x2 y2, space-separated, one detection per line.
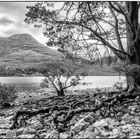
0 64 123 77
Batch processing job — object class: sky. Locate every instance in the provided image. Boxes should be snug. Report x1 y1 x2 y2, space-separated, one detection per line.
0 2 47 44
0 1 127 56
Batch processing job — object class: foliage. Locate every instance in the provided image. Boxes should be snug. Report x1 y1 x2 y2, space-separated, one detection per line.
114 64 140 78
25 2 140 92
0 65 25 76
0 84 17 107
39 60 87 96
24 2 135 61
24 67 38 75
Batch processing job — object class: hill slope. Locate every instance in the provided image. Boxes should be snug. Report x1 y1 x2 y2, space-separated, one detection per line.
0 33 63 67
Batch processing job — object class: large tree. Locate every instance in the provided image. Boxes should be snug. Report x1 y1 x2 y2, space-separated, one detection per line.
25 1 140 93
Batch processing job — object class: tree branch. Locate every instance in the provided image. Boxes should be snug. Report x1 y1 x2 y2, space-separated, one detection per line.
109 5 125 52
56 20 130 59
115 2 135 35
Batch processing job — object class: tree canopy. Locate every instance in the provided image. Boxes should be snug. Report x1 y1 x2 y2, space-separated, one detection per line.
25 2 140 92
25 2 140 61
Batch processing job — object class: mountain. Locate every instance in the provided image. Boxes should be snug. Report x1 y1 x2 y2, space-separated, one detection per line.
0 33 63 67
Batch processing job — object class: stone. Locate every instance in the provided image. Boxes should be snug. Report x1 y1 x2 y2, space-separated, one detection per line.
108 135 120 138
94 119 108 127
84 131 96 138
40 133 48 138
29 122 43 130
95 135 102 138
121 124 132 130
128 135 140 138
93 118 118 130
120 120 126 125
18 134 35 138
103 132 111 137
23 127 36 134
0 118 11 128
112 128 120 135
83 113 95 123
59 133 69 138
71 119 89 134
134 116 140 124
6 130 16 138
0 129 8 135
37 128 47 134
79 131 86 138
122 113 134 123
86 125 95 132
45 130 58 139
16 128 24 136
5 115 14 121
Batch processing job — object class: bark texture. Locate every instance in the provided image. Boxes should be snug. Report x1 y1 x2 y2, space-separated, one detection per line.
124 2 140 92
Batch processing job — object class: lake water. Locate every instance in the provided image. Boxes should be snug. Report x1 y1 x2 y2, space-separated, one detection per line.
0 76 126 91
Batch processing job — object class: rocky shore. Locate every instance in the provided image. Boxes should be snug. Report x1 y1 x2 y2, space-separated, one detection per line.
0 88 140 139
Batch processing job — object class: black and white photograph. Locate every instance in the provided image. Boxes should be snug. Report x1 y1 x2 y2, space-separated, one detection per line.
0 1 140 139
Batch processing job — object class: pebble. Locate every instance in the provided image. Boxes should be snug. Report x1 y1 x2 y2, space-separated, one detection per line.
83 131 97 138
18 134 35 138
39 132 48 138
128 135 140 138
23 127 36 134
45 130 58 139
59 133 69 138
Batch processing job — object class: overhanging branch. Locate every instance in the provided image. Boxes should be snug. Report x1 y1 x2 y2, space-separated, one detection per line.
56 20 131 59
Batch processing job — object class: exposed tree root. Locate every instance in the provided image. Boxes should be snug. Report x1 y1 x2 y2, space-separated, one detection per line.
10 105 69 129
10 91 140 131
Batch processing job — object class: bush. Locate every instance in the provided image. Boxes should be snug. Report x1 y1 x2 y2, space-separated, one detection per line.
0 84 17 108
39 60 87 96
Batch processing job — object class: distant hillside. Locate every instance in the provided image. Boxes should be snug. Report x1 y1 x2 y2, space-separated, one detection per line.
0 34 120 76
0 33 63 67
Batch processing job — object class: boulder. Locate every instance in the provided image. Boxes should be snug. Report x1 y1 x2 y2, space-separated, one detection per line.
71 118 89 134
93 118 119 129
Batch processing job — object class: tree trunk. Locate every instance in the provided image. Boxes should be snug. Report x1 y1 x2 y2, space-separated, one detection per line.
125 37 140 93
57 89 65 96
124 2 140 93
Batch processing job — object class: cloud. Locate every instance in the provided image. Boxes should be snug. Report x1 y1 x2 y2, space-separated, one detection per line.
0 16 14 26
0 2 47 44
